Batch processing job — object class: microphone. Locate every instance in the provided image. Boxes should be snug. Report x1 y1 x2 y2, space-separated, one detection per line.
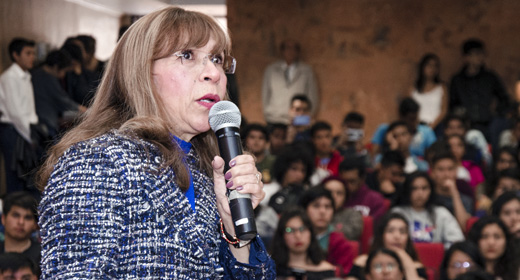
208 101 257 241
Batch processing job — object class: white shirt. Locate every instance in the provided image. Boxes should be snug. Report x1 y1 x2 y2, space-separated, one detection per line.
412 84 444 125
0 63 38 141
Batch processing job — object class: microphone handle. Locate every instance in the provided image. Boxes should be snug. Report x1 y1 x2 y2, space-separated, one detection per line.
215 126 257 241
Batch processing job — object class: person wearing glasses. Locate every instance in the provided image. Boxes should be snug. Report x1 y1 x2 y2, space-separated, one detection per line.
270 208 337 280
36 6 274 279
439 241 484 280
363 248 406 280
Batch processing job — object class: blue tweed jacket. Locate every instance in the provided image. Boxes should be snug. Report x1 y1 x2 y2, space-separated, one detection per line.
39 130 276 279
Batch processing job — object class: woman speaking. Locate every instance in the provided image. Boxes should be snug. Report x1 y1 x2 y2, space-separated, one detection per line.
37 6 275 279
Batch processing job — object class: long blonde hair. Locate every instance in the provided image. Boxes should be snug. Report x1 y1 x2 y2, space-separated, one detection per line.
37 7 232 191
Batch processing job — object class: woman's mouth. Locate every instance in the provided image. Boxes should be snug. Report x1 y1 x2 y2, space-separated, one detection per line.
197 94 221 108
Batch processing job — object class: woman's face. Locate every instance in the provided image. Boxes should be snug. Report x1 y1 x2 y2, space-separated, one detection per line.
306 197 334 234
282 161 306 186
410 177 431 210
446 250 475 280
422 58 439 79
152 38 227 141
283 217 311 254
494 178 520 199
448 137 465 161
324 179 346 211
496 152 517 172
499 199 520 238
383 219 408 251
478 224 506 262
366 252 404 280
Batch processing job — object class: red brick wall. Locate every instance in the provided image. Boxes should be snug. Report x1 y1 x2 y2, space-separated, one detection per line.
227 0 520 138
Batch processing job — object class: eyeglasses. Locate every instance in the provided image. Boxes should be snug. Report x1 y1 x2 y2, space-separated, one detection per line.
372 263 396 273
285 226 308 234
450 262 473 269
173 49 236 74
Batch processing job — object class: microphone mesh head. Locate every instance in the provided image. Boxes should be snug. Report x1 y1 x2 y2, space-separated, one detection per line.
208 101 241 131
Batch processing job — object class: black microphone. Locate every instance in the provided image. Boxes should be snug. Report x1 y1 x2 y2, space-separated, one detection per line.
209 101 257 241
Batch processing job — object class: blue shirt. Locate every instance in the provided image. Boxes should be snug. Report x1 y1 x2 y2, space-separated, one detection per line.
371 123 436 157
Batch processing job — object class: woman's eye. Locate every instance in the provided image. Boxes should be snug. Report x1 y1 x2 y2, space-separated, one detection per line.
211 54 224 64
180 50 194 60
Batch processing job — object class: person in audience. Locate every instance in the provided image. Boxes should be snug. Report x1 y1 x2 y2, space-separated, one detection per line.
381 121 428 173
286 94 313 143
267 123 288 156
446 134 485 190
265 143 315 214
371 97 436 158
366 151 405 203
32 49 87 139
392 171 465 248
493 146 519 174
75 34 106 106
60 39 91 106
0 37 38 193
410 53 448 132
311 121 343 178
242 123 276 184
429 151 473 230
498 117 520 149
270 208 337 279
363 248 406 280
439 241 485 280
339 157 386 220
347 213 427 280
262 39 318 125
0 252 38 280
478 168 520 215
467 216 519 280
491 191 520 240
322 175 363 241
0 192 40 270
334 112 370 166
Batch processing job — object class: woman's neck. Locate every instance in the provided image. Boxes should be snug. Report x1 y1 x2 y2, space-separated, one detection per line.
411 204 426 212
485 260 495 274
288 251 308 267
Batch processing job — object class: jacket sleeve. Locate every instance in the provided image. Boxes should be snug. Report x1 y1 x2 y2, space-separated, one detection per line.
327 232 355 276
39 145 124 279
219 235 276 279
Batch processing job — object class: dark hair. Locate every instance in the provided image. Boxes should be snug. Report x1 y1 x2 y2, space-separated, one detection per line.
299 185 335 213
430 150 457 167
443 114 469 132
395 172 436 219
425 140 452 166
467 216 518 280
485 168 520 198
44 49 72 70
0 252 37 274
268 122 288 134
242 123 269 142
364 248 405 277
398 97 420 117
387 120 410 133
343 112 365 125
462 38 485 55
8 37 35 62
310 121 331 138
291 94 312 110
339 156 366 178
439 241 484 280
321 175 350 201
270 208 325 270
491 191 520 217
2 191 38 221
75 35 96 56
415 53 441 92
370 212 419 261
271 143 315 185
60 43 83 63
381 150 406 169
493 146 519 171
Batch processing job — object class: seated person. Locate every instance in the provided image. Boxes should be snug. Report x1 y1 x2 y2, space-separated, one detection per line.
0 192 40 270
479 168 520 215
267 123 287 156
366 151 405 202
380 121 428 173
286 94 313 144
242 123 276 183
346 213 427 280
310 121 343 178
339 157 386 221
363 248 407 280
334 111 370 166
392 171 464 248
0 252 38 280
300 186 356 277
322 176 363 241
492 146 519 175
371 97 436 158
270 208 337 279
429 151 474 229
439 241 485 280
491 191 520 240
498 117 520 149
446 134 485 190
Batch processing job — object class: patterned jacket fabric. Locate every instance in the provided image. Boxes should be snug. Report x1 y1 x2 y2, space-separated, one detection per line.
39 130 276 279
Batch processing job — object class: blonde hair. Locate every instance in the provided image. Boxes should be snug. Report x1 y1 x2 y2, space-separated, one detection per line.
37 6 232 191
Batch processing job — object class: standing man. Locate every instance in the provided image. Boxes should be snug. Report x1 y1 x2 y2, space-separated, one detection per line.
0 38 38 193
262 39 318 125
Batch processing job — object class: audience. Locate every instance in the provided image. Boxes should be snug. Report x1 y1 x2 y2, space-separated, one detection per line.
334 112 370 166
267 123 288 156
439 241 484 280
491 191 520 240
286 94 313 144
446 134 485 189
363 248 406 280
366 151 405 203
0 252 38 280
242 123 276 184
310 121 343 178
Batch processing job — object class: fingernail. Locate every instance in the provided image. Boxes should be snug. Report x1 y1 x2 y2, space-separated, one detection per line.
226 181 233 189
236 186 243 191
224 172 232 180
230 160 236 167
